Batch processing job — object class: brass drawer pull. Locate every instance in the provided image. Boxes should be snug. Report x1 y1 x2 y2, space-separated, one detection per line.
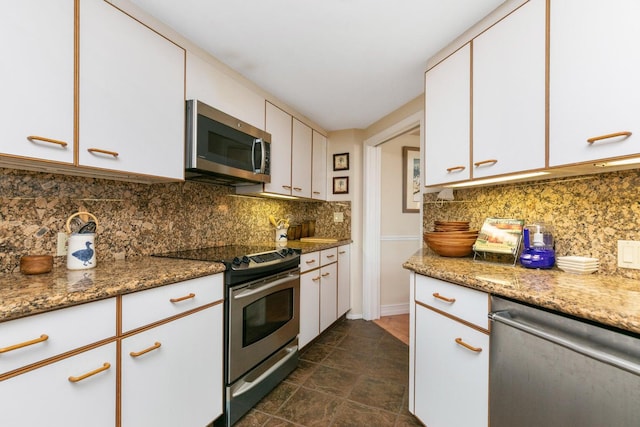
313 191 320 195
473 159 498 167
27 135 68 147
432 292 456 303
339 251 346 254
68 362 111 382
305 259 316 265
0 334 49 353
312 276 321 282
170 293 195 303
293 187 303 192
446 165 466 173
326 254 335 259
322 272 330 277
282 185 292 189
455 337 482 353
130 342 162 358
87 148 119 158
586 131 632 144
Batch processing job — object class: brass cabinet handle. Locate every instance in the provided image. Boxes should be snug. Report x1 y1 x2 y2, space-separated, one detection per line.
432 292 456 303
282 185 292 190
27 135 68 147
446 165 466 173
293 187 303 192
129 342 162 358
68 362 111 382
305 259 316 264
87 148 119 158
586 131 632 144
0 334 49 353
339 251 346 254
321 272 330 277
169 293 195 303
326 254 335 259
313 191 321 195
473 159 498 167
455 337 482 353
312 276 321 282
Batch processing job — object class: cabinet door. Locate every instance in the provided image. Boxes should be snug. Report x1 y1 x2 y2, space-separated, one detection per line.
549 0 640 166
186 52 265 130
337 245 351 317
319 263 337 332
299 271 320 348
311 130 327 200
0 0 74 163
414 305 488 427
263 102 293 196
291 119 312 198
0 342 116 427
121 305 223 427
79 0 185 179
425 43 471 185
472 0 546 178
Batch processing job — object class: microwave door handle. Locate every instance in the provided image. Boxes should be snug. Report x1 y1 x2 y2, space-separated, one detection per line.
251 138 266 174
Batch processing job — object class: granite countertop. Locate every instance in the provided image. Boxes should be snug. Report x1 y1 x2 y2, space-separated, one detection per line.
404 248 640 335
0 240 351 324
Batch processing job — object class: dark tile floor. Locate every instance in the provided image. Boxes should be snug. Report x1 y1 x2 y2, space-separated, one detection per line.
234 318 423 427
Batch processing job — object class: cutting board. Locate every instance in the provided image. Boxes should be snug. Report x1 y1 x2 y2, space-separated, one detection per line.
299 237 339 243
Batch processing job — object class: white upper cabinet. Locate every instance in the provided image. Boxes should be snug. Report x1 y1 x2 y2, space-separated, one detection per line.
472 0 546 178
311 130 327 200
549 0 640 166
263 102 293 196
186 52 266 130
79 0 185 179
0 0 74 164
424 44 471 186
291 118 313 199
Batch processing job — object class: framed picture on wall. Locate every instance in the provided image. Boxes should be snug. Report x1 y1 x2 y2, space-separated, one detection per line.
402 146 420 213
333 153 349 171
333 176 349 194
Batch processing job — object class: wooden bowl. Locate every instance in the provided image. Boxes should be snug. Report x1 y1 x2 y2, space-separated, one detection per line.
425 240 474 257
20 255 53 275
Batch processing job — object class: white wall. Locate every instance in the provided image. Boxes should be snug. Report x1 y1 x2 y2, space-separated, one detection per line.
380 133 421 315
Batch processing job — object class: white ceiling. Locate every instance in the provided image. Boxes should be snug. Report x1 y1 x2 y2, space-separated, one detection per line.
127 0 505 131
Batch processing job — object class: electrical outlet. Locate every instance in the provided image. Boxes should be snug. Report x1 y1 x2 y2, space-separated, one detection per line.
618 240 640 270
56 232 68 256
333 212 344 223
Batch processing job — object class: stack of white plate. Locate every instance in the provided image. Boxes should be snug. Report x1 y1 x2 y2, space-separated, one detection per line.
556 256 599 274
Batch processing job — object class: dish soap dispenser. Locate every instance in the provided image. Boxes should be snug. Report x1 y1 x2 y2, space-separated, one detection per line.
519 222 555 269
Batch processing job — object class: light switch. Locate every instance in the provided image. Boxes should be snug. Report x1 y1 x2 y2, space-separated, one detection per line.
618 240 640 270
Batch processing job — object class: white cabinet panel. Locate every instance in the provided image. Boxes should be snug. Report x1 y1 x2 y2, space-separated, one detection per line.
186 52 265 130
264 102 293 196
472 0 546 178
424 44 471 185
121 305 223 427
549 0 640 166
319 262 337 332
312 130 327 200
79 0 185 179
0 0 74 163
299 270 320 349
1 342 116 427
337 244 351 317
291 119 312 198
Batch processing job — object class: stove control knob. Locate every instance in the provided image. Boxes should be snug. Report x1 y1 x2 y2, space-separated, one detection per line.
279 249 288 257
232 257 242 266
242 256 250 264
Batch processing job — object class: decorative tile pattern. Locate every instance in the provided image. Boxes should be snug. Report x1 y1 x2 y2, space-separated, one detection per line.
423 170 640 279
0 168 351 273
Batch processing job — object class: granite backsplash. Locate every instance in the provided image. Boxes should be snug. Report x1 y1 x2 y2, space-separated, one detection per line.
423 169 640 280
0 168 351 273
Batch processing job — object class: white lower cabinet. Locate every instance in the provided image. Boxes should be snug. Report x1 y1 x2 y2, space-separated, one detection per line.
299 267 320 349
121 304 222 427
411 273 489 427
337 244 351 318
0 342 116 427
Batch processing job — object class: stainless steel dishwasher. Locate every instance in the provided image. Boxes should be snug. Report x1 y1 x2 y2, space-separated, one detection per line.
489 296 640 427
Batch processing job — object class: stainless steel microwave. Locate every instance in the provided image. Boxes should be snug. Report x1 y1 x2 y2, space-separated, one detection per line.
185 100 271 186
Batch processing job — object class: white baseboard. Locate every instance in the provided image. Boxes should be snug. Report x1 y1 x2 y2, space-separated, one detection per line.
380 303 410 316
346 312 363 320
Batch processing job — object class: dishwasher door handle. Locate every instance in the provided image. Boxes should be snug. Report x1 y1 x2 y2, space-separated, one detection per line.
489 310 640 376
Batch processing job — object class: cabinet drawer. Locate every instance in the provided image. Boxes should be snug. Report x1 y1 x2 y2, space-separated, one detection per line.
415 275 489 329
0 298 116 375
320 247 338 266
300 252 320 273
121 274 223 333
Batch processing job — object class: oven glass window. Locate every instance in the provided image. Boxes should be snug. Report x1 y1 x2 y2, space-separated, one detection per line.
243 288 293 347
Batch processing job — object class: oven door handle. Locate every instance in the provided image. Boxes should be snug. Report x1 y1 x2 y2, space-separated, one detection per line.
231 342 298 398
233 273 299 300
